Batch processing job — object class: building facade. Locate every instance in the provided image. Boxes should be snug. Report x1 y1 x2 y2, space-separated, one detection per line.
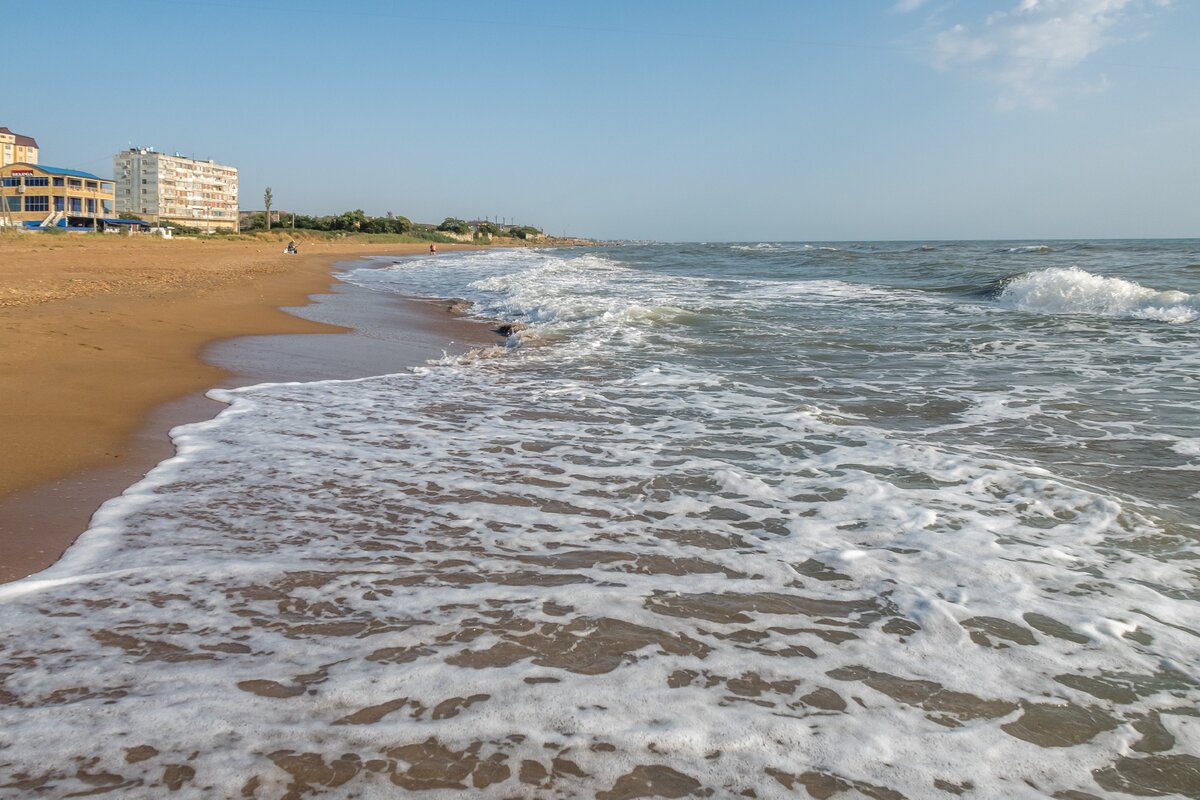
114 148 239 232
0 163 114 228
0 127 38 167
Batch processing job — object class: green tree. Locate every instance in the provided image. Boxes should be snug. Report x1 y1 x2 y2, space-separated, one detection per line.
508 225 541 240
361 217 389 234
241 211 267 230
333 209 367 231
437 217 470 235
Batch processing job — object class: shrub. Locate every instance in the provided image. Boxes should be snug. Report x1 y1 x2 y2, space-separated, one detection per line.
508 225 542 240
165 222 203 236
437 217 470 235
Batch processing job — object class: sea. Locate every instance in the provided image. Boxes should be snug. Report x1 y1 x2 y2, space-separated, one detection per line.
1 240 1198 798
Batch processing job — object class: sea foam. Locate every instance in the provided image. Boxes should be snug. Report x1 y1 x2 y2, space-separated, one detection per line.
1 244 1197 798
998 266 1198 322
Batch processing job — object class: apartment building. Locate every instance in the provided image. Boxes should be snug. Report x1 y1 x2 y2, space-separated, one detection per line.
114 147 239 231
0 127 39 167
0 163 114 228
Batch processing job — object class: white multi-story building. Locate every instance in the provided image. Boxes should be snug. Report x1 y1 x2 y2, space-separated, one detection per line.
114 147 238 232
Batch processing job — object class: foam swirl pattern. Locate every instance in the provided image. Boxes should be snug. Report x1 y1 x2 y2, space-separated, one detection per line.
1 241 1198 798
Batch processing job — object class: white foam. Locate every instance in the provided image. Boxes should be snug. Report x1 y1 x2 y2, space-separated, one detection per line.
1 246 1197 797
998 266 1199 323
1172 439 1200 458
730 243 781 251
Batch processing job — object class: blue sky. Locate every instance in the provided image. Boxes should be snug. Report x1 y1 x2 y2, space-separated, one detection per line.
9 0 1198 240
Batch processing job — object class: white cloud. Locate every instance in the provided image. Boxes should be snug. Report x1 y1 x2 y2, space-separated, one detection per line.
924 0 1169 108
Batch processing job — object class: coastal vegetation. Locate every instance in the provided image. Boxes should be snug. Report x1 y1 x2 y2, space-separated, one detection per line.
508 225 542 240
238 210 547 243
8 207 559 246
199 227 458 245
240 209 413 234
437 217 471 235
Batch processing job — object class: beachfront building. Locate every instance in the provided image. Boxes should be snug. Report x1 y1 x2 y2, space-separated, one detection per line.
114 147 239 232
0 163 114 229
0 127 39 167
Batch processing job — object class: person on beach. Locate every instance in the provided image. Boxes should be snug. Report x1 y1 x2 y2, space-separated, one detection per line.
286 240 298 255
430 243 437 255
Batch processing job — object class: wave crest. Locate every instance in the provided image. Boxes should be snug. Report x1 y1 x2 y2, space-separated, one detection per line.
997 267 1198 323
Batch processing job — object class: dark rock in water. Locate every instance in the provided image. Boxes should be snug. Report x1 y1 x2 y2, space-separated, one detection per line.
492 322 529 337
446 299 473 314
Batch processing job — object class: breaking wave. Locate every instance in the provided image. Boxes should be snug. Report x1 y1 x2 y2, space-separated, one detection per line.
996 267 1198 323
730 243 781 251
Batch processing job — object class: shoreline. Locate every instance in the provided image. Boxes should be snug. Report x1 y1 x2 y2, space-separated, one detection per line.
0 239 500 583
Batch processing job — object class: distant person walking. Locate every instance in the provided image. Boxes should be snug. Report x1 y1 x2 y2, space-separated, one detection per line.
430 244 437 255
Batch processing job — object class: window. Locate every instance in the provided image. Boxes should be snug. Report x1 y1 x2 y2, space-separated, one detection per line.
26 177 49 187
4 197 19 212
52 177 64 187
102 200 112 213
54 196 64 212
1 177 18 187
85 181 97 190
69 197 82 213
86 198 96 214
68 179 81 188
25 195 49 213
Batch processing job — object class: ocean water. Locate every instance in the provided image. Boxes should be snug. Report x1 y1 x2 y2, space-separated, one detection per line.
1 241 1199 798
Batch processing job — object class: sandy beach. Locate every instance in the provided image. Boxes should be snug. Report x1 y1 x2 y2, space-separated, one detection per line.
0 234 495 582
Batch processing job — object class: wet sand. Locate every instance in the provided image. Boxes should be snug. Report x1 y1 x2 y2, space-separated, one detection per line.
0 237 496 582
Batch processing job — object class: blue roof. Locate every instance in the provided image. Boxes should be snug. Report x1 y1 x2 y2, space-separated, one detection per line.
32 165 108 180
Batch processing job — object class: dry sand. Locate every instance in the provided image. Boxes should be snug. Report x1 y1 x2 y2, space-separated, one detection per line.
0 234 493 582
